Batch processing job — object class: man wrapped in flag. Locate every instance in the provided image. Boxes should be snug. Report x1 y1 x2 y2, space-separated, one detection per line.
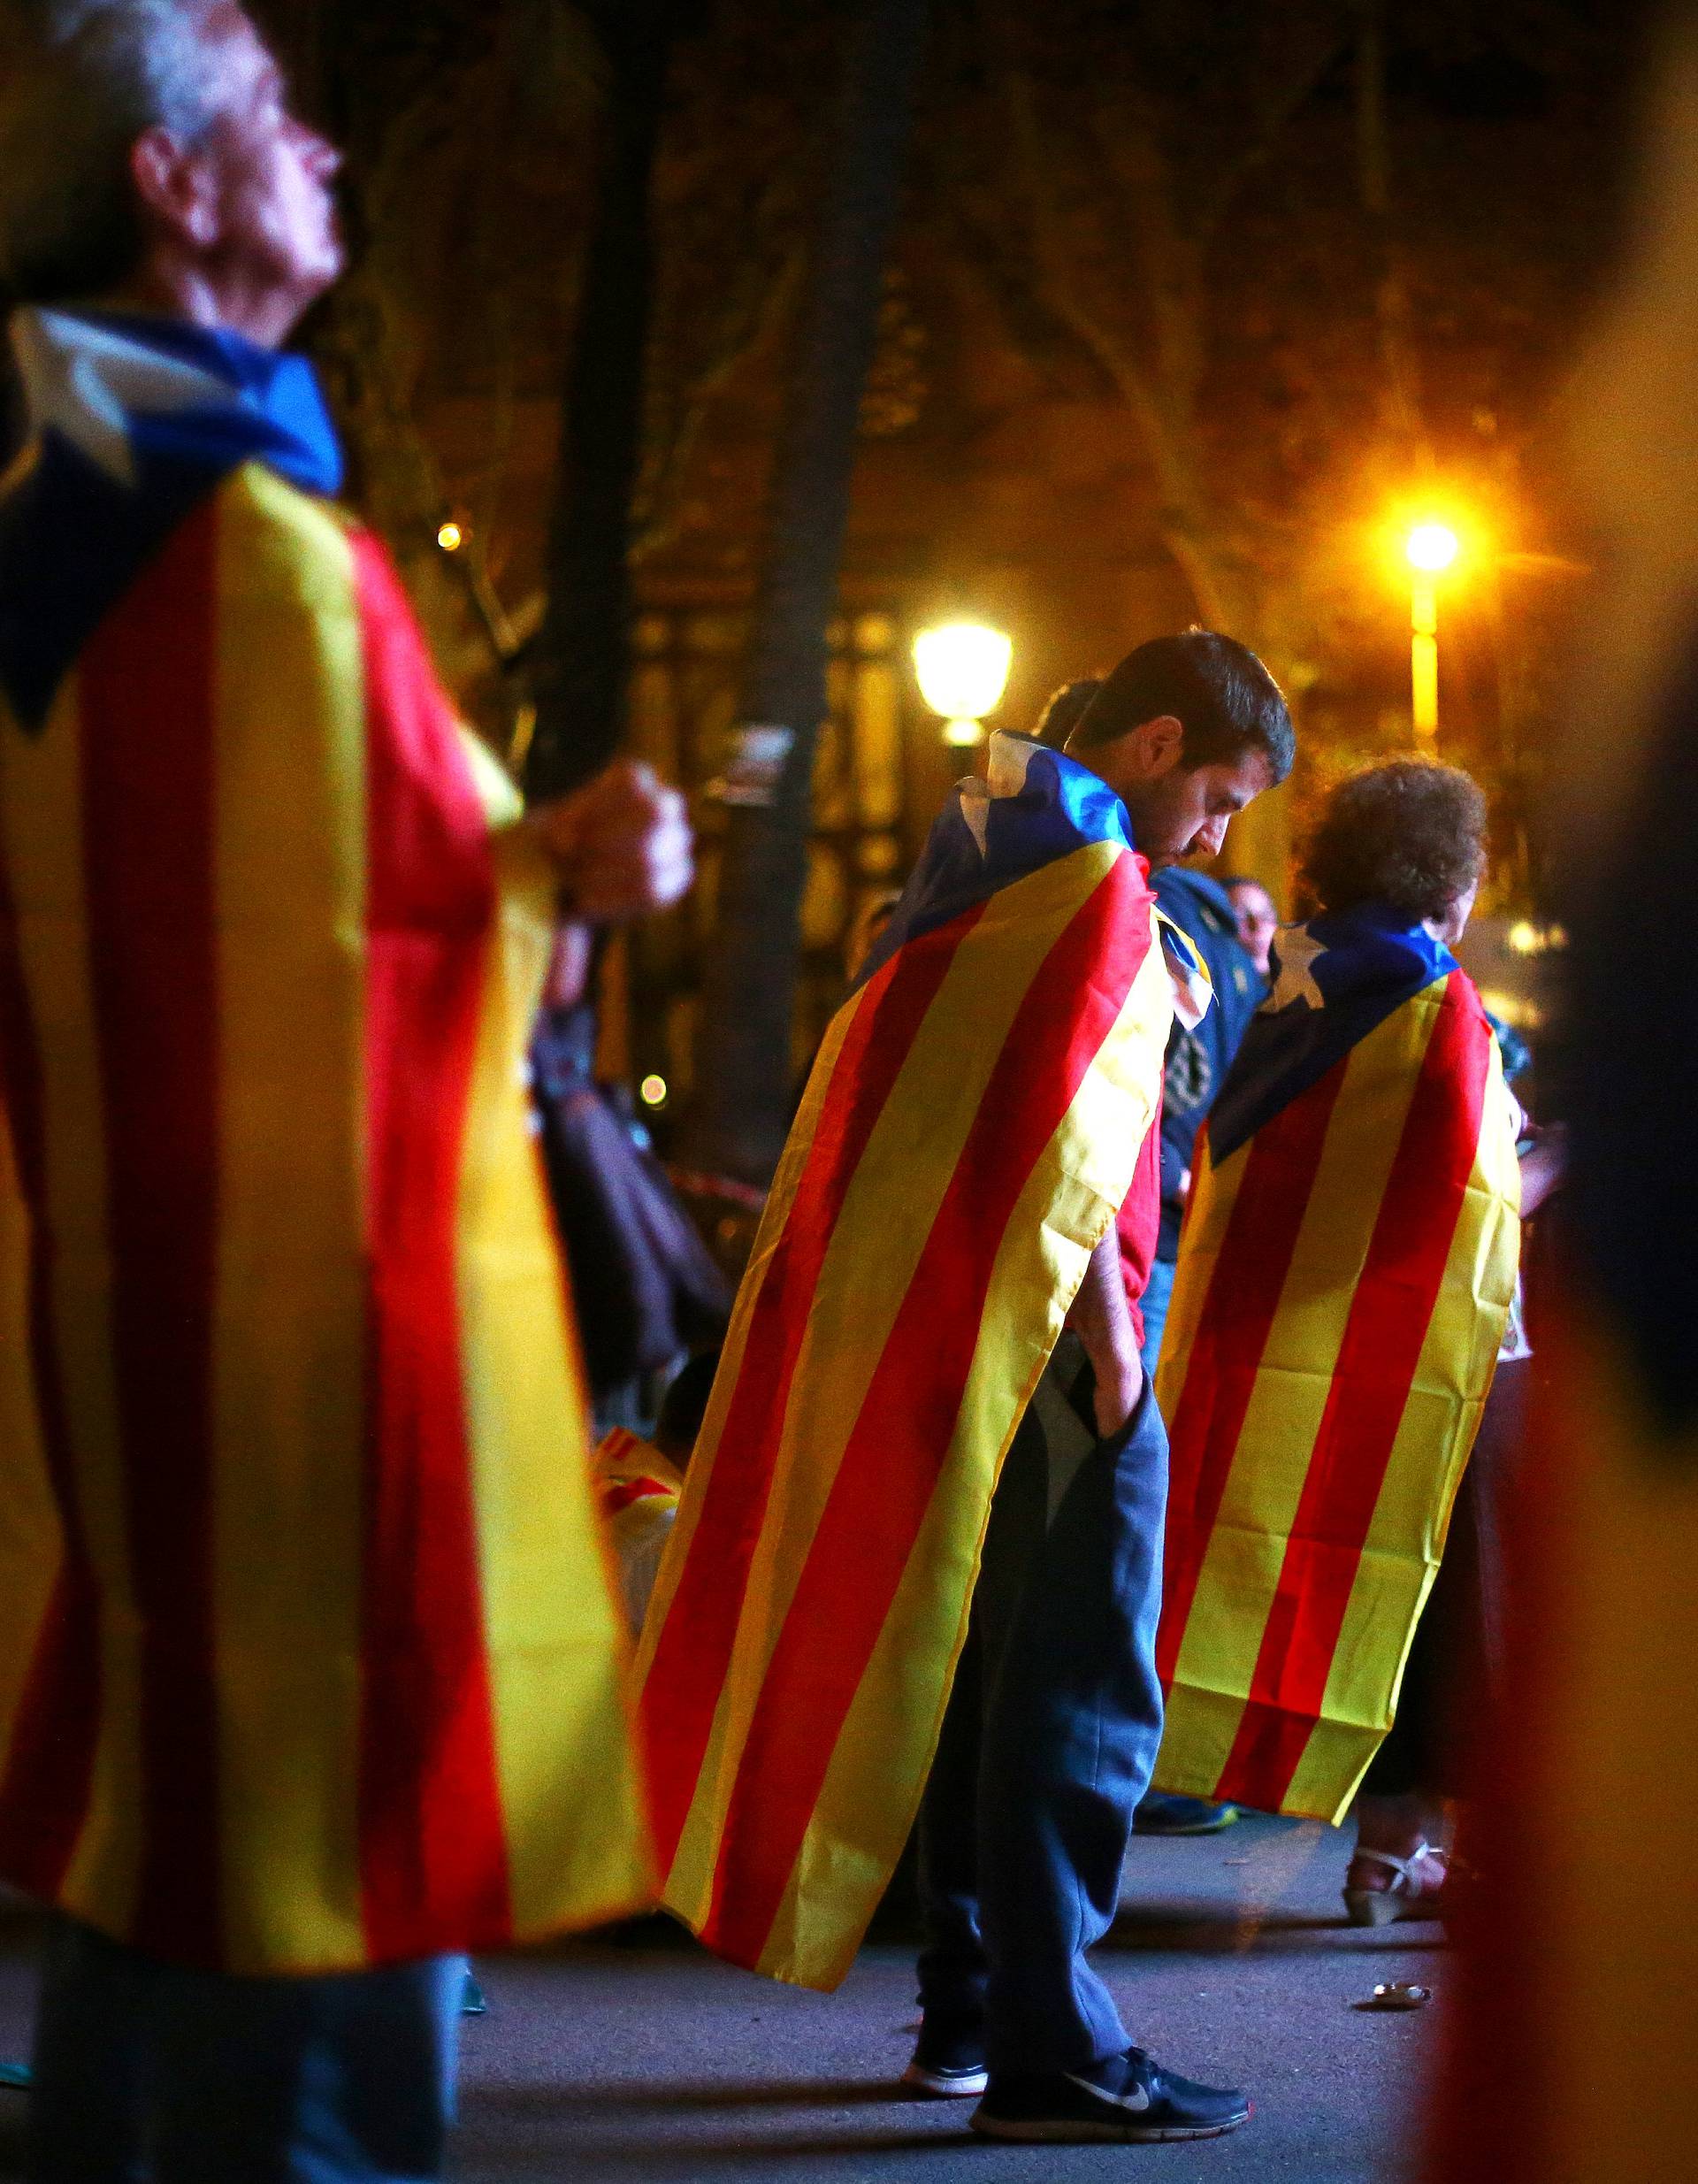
639 632 1294 2144
1153 761 1523 1850
0 6 690 2177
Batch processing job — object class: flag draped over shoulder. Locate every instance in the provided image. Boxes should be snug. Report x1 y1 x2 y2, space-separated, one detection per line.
0 310 651 1974
1151 902 1521 1822
637 732 1174 1990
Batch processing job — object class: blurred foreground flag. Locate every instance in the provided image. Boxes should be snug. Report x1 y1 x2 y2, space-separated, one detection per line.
637 732 1172 1989
0 308 650 1974
1152 906 1520 1820
1428 28 1698 2174
1434 676 1698 2183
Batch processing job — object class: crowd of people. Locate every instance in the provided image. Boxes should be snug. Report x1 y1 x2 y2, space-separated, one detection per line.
0 3 1636 2181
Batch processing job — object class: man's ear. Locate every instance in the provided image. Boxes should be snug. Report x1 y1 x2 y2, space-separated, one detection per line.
131 126 222 250
1139 714 1185 776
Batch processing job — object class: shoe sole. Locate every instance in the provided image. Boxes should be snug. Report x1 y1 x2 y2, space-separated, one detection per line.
1134 1816 1240 1836
901 2063 990 2098
970 2110 1250 2144
1343 1889 1440 1929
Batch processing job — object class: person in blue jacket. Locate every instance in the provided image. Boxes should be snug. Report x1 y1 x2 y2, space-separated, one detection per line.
1143 866 1266 1368
1133 862 1265 1839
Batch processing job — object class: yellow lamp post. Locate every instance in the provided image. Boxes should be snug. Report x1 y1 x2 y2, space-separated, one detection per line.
1403 521 1459 747
913 619 1013 747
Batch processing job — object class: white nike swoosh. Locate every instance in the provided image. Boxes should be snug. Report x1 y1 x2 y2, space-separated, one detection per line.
1063 2073 1151 2112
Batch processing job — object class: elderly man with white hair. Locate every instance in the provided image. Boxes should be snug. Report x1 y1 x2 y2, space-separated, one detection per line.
0 4 691 2179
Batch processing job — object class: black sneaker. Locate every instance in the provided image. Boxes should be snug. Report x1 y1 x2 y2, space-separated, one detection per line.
900 2018 989 2098
971 2045 1250 2143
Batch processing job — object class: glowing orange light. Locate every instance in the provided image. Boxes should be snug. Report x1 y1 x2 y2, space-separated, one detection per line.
1404 521 1459 573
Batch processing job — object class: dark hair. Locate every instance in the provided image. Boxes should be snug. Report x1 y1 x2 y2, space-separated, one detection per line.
655 1351 722 1464
1301 760 1488 923
1067 629 1293 784
1033 678 1103 749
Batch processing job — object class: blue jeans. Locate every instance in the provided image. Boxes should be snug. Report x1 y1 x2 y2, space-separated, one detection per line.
1139 1253 1177 1379
914 1371 1169 2073
27 1918 462 2183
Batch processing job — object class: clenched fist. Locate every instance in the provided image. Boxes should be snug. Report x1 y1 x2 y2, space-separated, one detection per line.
530 760 694 922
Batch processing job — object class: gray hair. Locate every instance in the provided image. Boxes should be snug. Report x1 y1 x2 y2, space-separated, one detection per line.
0 0 232 303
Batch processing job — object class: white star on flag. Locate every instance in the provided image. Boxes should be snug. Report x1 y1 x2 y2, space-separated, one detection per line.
959 731 1037 856
12 310 233 487
1267 925 1327 1011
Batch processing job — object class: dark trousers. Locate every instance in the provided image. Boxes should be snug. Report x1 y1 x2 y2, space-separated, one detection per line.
27 1917 462 2184
1364 1357 1531 1802
914 1371 1169 2074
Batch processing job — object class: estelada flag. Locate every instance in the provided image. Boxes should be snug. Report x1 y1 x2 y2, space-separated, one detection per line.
1151 902 1521 1821
0 309 651 1973
637 731 1176 1989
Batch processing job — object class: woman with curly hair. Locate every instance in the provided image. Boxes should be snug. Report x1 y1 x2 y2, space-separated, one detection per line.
1150 760 1563 1924
1303 763 1563 1917
1302 758 1490 954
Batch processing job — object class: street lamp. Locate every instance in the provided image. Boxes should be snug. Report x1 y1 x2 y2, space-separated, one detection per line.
913 619 1013 747
1403 521 1459 747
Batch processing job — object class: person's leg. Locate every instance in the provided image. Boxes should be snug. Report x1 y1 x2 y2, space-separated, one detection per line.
149 1952 462 2184
977 1379 1169 2075
27 1918 154 2184
1349 1660 1449 1922
968 1383 1249 2142
303 1955 463 2181
914 1627 988 2036
909 1399 1052 2088
1347 1440 1495 1920
1349 1362 1534 1922
907 1628 993 2093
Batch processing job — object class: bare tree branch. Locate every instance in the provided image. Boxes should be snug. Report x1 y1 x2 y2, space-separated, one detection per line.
991 19 1258 632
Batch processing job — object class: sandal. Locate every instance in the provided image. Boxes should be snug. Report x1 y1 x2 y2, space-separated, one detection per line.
1342 1841 1449 1927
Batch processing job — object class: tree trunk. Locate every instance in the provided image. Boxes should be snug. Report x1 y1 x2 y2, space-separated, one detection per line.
525 3 677 801
684 0 932 1185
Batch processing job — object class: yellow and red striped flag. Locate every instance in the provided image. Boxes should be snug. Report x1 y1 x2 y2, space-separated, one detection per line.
1152 908 1521 1821
596 1427 685 1633
598 1427 685 1519
0 309 651 1973
636 732 1175 1990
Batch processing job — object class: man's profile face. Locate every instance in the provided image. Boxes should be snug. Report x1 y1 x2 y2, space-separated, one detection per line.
1081 720 1272 867
1133 749 1271 865
193 7 343 339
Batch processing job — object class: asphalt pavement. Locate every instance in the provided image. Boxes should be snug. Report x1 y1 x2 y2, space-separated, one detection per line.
0 1812 1447 2182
